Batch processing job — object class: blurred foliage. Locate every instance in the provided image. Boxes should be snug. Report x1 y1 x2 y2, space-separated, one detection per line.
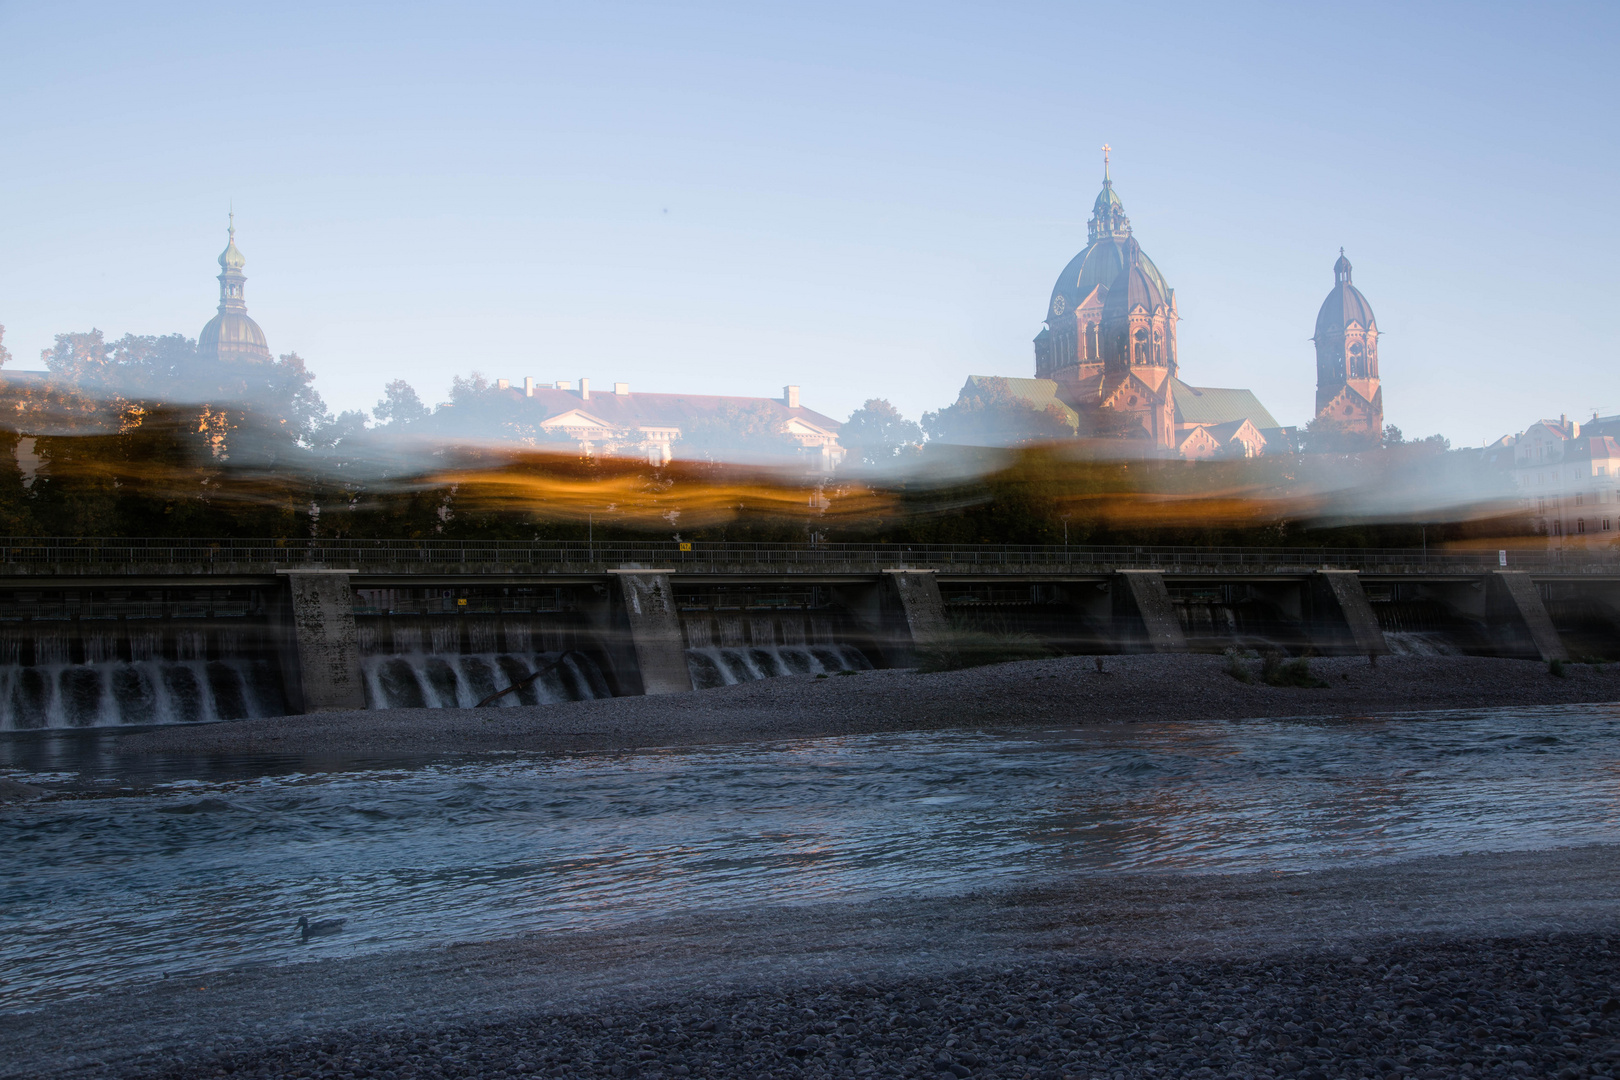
0 329 1535 548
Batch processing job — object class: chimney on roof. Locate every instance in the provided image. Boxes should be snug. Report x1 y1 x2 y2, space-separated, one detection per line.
524 376 534 397
580 378 590 401
497 379 510 391
614 382 630 396
784 384 800 409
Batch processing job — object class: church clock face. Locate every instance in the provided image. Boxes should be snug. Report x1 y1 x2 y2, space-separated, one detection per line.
1051 295 1067 316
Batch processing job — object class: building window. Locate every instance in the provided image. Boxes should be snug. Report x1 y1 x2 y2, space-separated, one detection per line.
1554 520 1563 536
1577 493 1584 506
1578 519 1586 534
1537 497 1547 514
1606 519 1613 531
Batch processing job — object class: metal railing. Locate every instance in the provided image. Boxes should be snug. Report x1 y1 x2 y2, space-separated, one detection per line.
0 537 1612 574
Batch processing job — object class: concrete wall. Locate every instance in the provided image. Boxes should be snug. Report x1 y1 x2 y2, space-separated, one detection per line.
1112 571 1187 653
276 570 366 712
611 571 693 694
1308 571 1390 656
1487 572 1568 662
883 570 952 664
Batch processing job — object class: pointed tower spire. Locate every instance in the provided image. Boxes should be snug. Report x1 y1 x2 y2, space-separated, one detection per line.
1087 144 1130 243
216 212 248 314
198 211 272 365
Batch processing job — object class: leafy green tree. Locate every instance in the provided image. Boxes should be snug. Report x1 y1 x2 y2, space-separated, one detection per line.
1299 414 1377 454
842 398 922 465
0 324 11 369
677 401 802 463
922 377 1076 446
374 379 430 425
42 330 112 386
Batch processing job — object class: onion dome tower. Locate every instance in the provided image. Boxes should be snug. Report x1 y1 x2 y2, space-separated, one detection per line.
1034 146 1175 385
1312 249 1382 442
198 213 272 365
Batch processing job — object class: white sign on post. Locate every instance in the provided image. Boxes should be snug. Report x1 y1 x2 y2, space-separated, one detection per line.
1499 550 1508 567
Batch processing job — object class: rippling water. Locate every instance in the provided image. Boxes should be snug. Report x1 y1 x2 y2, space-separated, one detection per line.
4 704 1620 1010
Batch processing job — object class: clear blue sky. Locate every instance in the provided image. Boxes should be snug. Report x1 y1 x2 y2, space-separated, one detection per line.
1 1 1615 445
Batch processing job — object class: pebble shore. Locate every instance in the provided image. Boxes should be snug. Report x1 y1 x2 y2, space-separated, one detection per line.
110 654 1620 758
131 932 1620 1080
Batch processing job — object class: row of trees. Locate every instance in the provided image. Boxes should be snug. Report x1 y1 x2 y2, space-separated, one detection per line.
0 319 1493 545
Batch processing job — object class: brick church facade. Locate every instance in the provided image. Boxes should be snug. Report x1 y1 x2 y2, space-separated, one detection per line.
960 154 1386 457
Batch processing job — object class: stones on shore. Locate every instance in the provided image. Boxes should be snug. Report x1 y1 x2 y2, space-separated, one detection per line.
131 930 1620 1079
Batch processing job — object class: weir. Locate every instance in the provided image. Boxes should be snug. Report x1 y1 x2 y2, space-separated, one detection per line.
0 539 1613 728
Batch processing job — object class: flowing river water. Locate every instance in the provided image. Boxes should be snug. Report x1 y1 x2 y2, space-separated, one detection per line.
4 704 1620 1011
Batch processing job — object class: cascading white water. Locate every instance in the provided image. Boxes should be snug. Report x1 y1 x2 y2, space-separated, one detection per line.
0 624 286 731
685 644 872 689
681 610 872 689
361 651 609 709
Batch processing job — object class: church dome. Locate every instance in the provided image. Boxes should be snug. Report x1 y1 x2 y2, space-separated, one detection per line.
1101 238 1167 318
1045 169 1170 324
1314 250 1377 338
198 216 273 365
198 310 270 363
219 233 246 272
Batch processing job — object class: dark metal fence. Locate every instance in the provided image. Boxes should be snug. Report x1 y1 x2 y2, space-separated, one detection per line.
0 537 1613 574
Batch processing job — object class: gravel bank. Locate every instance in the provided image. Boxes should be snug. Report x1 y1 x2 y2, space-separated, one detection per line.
106 654 1620 757
129 932 1620 1080
9 845 1620 1079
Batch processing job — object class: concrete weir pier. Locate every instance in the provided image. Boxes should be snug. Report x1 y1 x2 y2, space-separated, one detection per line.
0 538 1611 725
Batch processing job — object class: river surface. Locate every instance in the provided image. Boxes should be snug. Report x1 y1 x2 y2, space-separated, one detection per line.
4 704 1620 1011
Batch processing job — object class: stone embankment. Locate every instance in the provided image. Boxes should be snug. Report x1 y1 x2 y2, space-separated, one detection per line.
113 654 1620 758
125 933 1620 1080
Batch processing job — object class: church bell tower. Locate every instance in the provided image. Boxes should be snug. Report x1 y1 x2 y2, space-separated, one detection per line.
1312 250 1382 444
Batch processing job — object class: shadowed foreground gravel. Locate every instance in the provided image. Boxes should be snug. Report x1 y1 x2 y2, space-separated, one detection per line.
135 933 1620 1080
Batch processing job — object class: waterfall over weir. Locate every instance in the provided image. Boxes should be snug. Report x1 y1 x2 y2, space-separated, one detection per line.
682 610 872 690
362 652 610 709
357 616 612 709
0 626 285 731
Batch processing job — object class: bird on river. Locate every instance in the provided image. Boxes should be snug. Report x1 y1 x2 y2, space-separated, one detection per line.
296 916 346 941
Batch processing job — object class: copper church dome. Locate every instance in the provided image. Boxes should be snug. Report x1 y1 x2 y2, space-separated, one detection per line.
1046 170 1171 325
1314 250 1377 339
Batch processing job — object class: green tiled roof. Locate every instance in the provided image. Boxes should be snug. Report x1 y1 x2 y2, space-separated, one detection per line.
963 376 1080 426
1171 378 1281 430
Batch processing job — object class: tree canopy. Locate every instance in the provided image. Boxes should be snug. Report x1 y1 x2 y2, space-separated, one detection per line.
841 398 922 464
922 378 1076 447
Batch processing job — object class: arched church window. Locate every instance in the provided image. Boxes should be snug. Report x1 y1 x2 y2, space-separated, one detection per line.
1133 327 1148 363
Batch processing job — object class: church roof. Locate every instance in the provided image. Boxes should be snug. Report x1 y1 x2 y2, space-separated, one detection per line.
1046 172 1170 323
1102 237 1167 316
961 376 1081 428
199 310 270 359
1170 378 1281 431
1315 250 1377 338
199 216 271 365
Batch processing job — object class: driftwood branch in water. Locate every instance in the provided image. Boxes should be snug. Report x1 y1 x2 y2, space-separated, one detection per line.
476 650 585 708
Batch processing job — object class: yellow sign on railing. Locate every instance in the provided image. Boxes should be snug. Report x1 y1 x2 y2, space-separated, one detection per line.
679 543 692 551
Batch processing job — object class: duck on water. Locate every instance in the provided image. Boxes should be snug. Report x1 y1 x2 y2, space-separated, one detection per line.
296 916 346 942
